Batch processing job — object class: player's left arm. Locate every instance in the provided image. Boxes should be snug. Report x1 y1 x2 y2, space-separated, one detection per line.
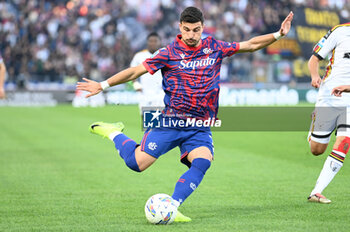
308 55 322 88
332 85 350 97
237 11 293 53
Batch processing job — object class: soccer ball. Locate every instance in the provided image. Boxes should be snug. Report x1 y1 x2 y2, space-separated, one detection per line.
144 193 178 225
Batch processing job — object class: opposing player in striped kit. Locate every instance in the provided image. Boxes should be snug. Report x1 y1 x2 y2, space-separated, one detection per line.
77 7 294 220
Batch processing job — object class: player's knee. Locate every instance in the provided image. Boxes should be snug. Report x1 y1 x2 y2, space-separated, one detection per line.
187 147 213 163
309 140 327 156
134 147 157 172
201 153 213 161
310 146 325 156
134 160 151 172
137 163 149 172
133 159 154 172
311 147 324 156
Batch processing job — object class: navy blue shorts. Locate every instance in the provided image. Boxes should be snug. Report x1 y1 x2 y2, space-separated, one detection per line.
139 127 214 168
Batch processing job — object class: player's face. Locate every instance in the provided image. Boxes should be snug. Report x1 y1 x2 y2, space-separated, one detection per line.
147 36 161 54
179 21 203 47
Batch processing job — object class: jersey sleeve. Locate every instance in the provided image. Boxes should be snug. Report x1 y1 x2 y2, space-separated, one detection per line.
0 53 3 63
142 48 169 75
217 40 240 58
313 27 339 60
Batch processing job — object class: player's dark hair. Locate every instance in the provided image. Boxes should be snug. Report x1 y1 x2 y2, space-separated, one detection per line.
147 32 160 39
180 7 204 24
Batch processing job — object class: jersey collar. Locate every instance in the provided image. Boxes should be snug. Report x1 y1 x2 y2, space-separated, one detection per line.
176 34 202 51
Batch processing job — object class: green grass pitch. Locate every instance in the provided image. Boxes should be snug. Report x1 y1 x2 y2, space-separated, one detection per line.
0 105 349 231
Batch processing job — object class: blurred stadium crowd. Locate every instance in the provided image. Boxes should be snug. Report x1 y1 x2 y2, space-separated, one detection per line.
0 0 349 88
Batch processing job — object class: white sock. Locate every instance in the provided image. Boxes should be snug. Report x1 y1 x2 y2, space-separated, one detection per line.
108 131 122 141
172 199 180 208
310 150 345 195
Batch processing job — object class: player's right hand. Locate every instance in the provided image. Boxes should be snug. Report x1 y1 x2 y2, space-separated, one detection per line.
311 76 321 88
331 85 350 97
280 11 294 36
76 78 102 98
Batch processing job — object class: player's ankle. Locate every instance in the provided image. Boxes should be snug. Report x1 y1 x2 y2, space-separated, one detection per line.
109 131 122 140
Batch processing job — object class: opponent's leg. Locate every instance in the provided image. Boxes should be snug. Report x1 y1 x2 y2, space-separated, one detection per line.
172 147 212 222
90 122 156 172
308 136 350 203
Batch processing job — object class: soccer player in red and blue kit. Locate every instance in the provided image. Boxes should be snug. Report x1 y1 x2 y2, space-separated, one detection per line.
77 7 293 222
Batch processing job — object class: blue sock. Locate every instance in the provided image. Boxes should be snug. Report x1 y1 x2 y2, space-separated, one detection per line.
113 134 140 172
172 158 211 205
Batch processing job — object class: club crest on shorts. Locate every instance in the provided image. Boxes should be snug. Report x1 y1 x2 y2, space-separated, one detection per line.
148 142 158 151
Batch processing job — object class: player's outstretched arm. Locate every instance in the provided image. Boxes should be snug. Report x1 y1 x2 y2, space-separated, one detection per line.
76 64 148 98
332 85 350 97
237 11 293 53
0 62 6 99
308 55 322 88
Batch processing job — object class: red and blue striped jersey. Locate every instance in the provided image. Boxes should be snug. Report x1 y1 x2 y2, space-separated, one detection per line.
143 34 239 119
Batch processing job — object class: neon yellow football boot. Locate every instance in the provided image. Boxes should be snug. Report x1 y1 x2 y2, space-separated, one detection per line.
89 122 125 138
174 210 192 222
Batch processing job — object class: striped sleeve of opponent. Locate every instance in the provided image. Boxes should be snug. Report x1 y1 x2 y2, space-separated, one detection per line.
218 40 240 58
142 47 169 75
142 60 155 74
